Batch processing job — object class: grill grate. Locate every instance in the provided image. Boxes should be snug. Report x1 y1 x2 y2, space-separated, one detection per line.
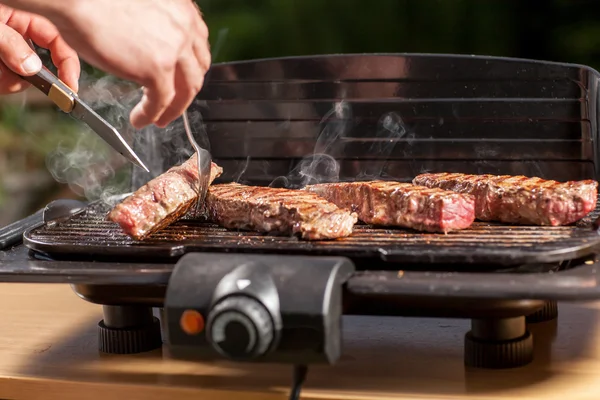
22 200 600 269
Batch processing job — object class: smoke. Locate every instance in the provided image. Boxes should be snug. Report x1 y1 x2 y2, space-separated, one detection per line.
44 72 139 204
212 28 229 61
133 104 207 174
234 156 251 183
42 59 215 204
357 111 409 180
266 101 351 188
46 130 123 204
1 30 215 207
265 102 408 188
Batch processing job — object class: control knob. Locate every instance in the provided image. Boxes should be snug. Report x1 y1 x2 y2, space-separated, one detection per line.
206 296 274 360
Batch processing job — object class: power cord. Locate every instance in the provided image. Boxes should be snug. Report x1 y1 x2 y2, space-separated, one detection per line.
289 364 308 400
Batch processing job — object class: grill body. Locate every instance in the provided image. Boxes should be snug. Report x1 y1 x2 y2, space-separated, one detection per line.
14 53 600 293
4 54 600 368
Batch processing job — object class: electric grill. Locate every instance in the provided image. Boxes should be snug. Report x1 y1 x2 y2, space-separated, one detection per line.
2 54 600 385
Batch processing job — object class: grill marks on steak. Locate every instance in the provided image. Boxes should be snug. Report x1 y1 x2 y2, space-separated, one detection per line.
305 180 475 233
413 172 598 226
205 183 358 240
108 154 223 240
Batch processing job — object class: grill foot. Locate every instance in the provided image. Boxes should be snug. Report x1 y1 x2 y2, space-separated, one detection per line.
157 307 169 344
526 301 558 324
464 316 533 369
98 306 163 354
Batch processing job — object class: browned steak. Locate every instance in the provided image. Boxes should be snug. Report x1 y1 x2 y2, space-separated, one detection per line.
205 183 358 240
413 172 598 226
108 154 223 240
305 180 475 233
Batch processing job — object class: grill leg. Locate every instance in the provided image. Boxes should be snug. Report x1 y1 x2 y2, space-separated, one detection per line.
526 300 558 323
98 305 163 354
157 307 169 344
464 316 533 369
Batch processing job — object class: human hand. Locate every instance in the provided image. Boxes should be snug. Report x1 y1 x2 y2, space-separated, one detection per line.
49 0 211 129
0 5 80 95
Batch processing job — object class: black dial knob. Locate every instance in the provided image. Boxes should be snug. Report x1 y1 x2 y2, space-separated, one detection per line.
206 296 274 360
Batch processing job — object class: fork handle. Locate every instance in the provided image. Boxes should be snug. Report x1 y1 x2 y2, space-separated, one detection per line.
20 40 76 113
21 66 76 113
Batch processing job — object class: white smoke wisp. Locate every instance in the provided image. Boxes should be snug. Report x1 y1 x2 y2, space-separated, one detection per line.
43 66 211 206
46 129 125 204
357 111 408 180
268 101 351 189
212 28 229 61
43 70 158 205
265 101 410 188
44 72 142 205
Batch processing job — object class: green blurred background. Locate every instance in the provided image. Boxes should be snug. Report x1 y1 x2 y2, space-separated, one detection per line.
1 0 600 225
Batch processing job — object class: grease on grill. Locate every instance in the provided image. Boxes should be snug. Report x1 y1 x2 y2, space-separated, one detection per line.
22 200 600 268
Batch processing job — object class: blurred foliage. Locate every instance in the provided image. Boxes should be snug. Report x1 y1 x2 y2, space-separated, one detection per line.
35 0 600 89
198 0 600 70
4 0 600 221
0 104 80 162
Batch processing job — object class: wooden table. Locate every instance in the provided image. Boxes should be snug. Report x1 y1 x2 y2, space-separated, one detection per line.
0 283 599 400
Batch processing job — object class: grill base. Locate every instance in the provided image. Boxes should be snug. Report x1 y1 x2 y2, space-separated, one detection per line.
5 52 600 370
77 289 546 368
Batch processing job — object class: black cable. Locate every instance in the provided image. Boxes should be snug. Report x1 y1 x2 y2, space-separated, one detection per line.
289 364 308 400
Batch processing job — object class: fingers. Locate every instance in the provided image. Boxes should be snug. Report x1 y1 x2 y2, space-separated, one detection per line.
0 62 30 95
193 3 209 40
130 67 176 129
0 23 37 94
130 2 211 129
0 23 41 77
13 14 80 92
193 31 211 72
192 3 211 69
154 51 205 128
150 9 210 128
54 54 80 92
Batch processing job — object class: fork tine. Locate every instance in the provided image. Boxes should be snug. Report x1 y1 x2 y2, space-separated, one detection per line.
182 111 211 215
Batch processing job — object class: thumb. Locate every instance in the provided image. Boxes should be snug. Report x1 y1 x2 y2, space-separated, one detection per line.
0 23 42 76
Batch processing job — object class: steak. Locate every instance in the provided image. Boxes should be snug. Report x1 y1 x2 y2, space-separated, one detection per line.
413 172 598 226
305 180 475 233
204 183 358 240
108 154 223 240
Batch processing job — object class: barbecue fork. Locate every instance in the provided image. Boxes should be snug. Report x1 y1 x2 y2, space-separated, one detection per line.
182 110 211 210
